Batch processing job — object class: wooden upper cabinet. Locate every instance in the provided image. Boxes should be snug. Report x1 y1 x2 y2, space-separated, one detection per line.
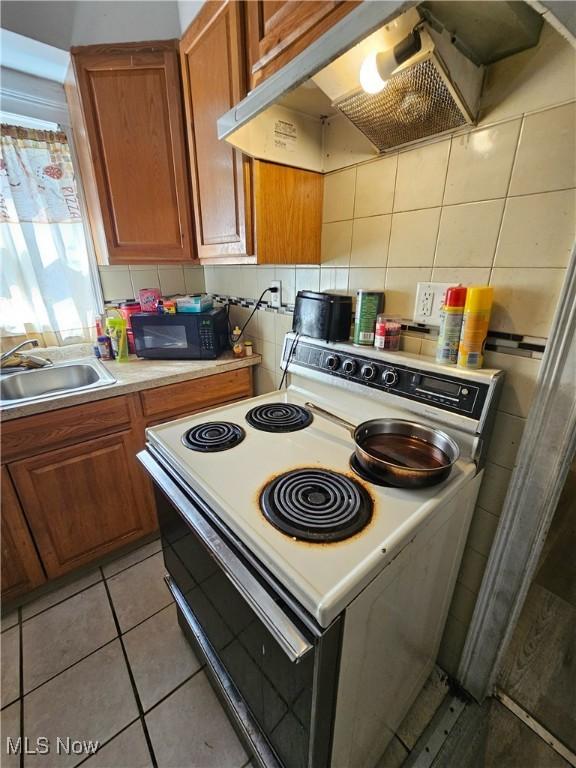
71 41 195 264
180 2 253 263
246 1 360 88
1 466 45 601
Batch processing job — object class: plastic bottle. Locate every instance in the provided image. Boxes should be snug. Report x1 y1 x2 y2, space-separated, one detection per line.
457 286 494 369
232 326 244 357
106 318 129 361
436 286 467 365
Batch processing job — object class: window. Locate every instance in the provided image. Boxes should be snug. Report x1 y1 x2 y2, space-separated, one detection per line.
0 117 102 347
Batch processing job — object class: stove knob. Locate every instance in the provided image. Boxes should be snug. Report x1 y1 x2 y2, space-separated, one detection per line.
342 359 357 376
361 364 377 381
325 354 340 371
382 368 398 387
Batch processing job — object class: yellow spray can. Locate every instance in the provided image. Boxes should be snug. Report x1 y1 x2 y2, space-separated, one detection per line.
457 286 493 369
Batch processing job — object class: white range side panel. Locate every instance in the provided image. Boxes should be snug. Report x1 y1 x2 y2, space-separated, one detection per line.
331 472 482 768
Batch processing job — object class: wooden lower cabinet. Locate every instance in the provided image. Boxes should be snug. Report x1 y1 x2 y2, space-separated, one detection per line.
9 431 156 579
0 366 255 599
1 466 46 601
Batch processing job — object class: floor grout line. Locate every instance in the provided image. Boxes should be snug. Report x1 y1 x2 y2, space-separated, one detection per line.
18 605 23 768
12 542 162 628
74 715 142 768
101 572 159 768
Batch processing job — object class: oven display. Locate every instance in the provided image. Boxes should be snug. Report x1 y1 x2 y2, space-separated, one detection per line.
420 376 460 397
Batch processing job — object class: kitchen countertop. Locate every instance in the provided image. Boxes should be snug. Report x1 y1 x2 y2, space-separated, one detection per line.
1 352 261 421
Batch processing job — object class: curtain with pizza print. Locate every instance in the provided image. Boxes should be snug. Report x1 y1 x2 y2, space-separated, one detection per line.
0 124 100 347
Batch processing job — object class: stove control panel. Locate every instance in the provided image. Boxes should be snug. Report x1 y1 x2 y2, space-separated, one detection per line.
285 340 491 420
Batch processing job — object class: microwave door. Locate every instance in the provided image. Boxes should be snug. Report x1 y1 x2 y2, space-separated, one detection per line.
140 324 188 351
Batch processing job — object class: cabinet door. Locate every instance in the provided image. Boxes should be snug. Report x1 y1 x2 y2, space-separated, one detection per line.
180 2 254 263
246 1 359 87
1 466 45 601
10 432 157 579
72 42 195 264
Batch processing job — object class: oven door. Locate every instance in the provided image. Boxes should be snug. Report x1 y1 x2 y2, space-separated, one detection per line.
139 450 342 768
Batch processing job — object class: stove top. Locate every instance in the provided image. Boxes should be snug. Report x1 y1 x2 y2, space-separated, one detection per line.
146 384 477 626
246 402 313 433
260 468 373 542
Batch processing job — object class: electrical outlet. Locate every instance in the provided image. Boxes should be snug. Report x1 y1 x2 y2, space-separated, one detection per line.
270 280 281 309
413 282 454 326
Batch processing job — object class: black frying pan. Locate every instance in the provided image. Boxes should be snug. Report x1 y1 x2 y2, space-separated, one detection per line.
306 402 460 488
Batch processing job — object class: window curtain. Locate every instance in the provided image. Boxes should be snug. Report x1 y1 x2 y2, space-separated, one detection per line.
0 124 100 346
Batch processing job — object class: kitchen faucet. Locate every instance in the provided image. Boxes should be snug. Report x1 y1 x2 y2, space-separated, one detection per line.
0 339 52 367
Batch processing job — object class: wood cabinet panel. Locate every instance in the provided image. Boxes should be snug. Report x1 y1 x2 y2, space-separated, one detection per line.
180 1 253 262
246 1 360 87
10 432 157 578
140 367 253 420
72 41 195 263
1 466 45 601
2 395 133 463
254 161 322 264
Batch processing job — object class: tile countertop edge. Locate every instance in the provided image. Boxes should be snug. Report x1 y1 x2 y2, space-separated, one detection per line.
0 353 262 422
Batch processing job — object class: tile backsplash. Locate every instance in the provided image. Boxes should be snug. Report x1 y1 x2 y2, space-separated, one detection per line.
98 264 205 303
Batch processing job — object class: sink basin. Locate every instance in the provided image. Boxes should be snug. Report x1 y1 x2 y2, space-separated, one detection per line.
0 359 116 408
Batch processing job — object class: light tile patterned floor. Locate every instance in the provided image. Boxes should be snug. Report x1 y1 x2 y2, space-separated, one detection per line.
0 538 251 768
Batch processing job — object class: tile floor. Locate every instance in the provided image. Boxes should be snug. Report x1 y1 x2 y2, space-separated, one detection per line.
1 538 250 768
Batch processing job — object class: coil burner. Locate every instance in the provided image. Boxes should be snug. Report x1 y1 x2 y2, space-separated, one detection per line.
260 468 373 542
182 422 245 452
246 403 313 433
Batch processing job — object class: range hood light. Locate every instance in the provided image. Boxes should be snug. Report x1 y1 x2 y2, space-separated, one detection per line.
359 29 422 95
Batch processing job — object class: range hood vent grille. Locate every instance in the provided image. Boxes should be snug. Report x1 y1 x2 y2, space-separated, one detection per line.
333 57 467 152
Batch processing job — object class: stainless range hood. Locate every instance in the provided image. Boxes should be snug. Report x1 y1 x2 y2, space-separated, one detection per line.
217 1 543 173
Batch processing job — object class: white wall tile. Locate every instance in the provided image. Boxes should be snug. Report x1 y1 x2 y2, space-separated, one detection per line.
509 102 576 195
348 268 386 295
275 312 293 346
477 462 512 517
320 267 349 292
354 155 397 218
400 335 422 354
275 267 296 306
258 340 277 372
295 267 320 294
444 120 521 205
350 215 391 267
158 266 186 296
384 267 432 318
394 139 450 212
448 582 478 626
435 200 504 268
466 506 499 557
490 267 566 336
494 189 576 269
99 266 134 302
323 167 356 222
129 267 160 295
457 546 488 593
431 267 491 286
183 267 205 294
254 366 276 395
479 24 576 126
487 411 525 469
321 221 353 267
483 350 541 419
257 309 276 343
388 208 441 267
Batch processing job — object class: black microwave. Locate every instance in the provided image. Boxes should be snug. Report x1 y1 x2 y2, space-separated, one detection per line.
131 308 229 359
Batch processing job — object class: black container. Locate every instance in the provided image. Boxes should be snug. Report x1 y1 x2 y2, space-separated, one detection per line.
292 291 352 342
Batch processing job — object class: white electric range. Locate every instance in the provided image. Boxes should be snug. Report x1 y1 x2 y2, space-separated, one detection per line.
139 334 503 768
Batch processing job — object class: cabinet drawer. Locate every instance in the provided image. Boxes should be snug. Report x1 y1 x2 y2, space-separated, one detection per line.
2 395 134 462
140 368 253 420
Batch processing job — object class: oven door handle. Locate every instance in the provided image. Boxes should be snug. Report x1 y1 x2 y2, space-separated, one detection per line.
139 450 314 663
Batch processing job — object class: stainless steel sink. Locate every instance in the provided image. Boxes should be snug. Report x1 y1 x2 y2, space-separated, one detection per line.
0 359 116 408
